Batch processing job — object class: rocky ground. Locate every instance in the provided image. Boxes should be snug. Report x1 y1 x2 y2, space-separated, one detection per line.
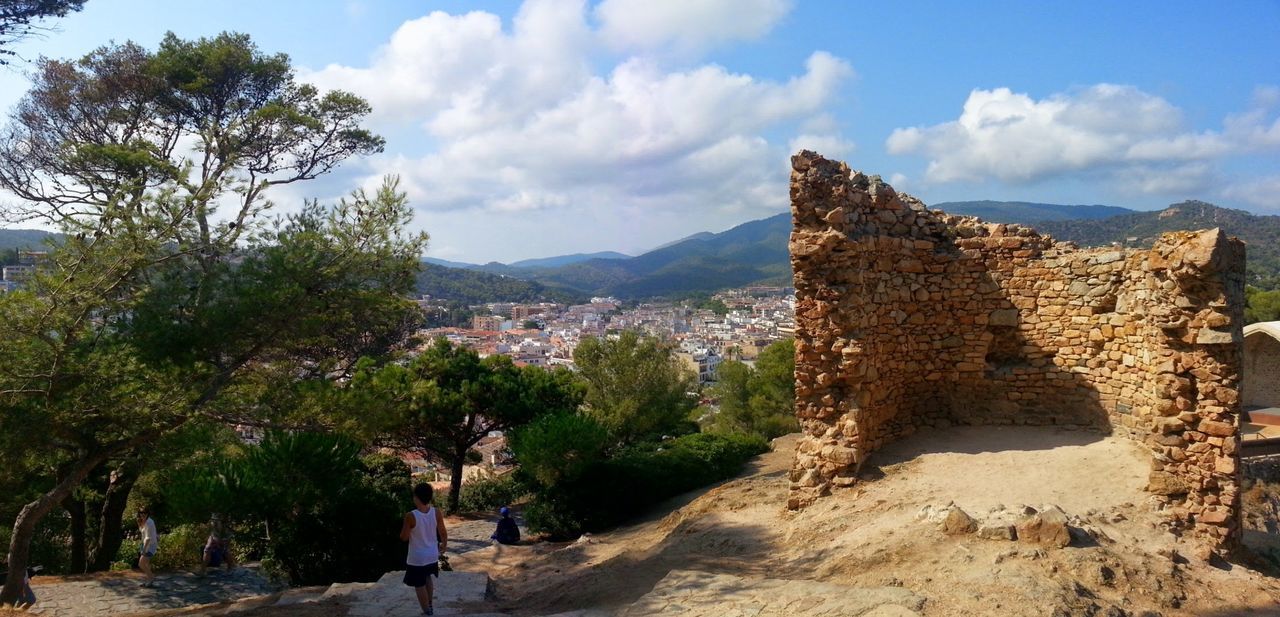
15 426 1280 616
442 426 1280 616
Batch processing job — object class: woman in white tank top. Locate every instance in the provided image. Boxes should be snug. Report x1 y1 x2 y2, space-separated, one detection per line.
400 483 448 615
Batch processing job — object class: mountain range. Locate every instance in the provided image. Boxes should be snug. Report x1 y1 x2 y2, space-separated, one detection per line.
415 214 792 301
5 199 1279 301
932 200 1135 222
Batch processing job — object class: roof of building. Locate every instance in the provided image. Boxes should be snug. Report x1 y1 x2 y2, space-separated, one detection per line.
1245 321 1280 343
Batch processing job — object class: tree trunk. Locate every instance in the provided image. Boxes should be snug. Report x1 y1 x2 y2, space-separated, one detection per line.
88 463 139 571
448 447 466 514
64 495 87 574
1 451 110 605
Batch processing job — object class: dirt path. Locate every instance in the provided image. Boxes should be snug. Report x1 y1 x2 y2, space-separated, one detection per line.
25 566 278 617
450 427 1280 616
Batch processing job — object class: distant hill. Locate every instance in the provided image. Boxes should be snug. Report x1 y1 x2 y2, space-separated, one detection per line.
509 251 630 269
932 200 1134 223
414 262 584 305
422 256 478 269
0 229 58 265
0 229 57 252
423 251 629 273
648 231 715 252
515 213 791 299
1033 200 1280 288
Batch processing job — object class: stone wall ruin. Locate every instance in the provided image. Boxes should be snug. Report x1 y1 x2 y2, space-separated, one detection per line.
788 152 1247 551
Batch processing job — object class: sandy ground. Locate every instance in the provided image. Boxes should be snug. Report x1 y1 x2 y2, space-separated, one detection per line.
445 426 1280 616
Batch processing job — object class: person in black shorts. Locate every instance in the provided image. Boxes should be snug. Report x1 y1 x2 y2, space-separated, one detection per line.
399 483 447 615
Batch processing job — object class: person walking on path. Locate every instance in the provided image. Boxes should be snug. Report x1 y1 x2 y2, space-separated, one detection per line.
136 508 158 588
400 483 448 616
201 514 236 576
490 506 520 545
15 565 38 609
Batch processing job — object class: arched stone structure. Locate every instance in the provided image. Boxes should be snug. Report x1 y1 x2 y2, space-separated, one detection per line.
1244 322 1280 411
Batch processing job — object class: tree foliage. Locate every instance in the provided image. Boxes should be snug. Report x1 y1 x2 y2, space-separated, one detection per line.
703 339 796 440
0 32 415 603
352 338 584 512
573 331 698 444
163 432 409 585
0 0 85 65
1247 286 1280 325
510 429 767 538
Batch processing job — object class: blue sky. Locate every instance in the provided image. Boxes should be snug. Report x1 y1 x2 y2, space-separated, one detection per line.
1 0 1278 262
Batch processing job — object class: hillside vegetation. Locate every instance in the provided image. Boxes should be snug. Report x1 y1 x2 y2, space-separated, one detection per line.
1032 200 1280 289
0 229 58 264
415 262 584 304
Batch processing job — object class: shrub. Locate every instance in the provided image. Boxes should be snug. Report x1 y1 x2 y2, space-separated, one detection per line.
456 475 527 514
522 431 768 538
152 524 207 571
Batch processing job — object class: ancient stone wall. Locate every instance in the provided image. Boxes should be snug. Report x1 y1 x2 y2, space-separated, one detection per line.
789 152 1247 551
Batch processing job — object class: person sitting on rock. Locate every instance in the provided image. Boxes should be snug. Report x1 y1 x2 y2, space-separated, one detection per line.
490 506 520 545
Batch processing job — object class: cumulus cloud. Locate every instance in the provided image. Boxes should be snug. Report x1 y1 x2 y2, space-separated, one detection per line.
300 0 852 260
885 84 1280 197
594 0 792 54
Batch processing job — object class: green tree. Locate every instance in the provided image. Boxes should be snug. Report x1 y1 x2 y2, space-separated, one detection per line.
0 33 416 604
573 331 698 444
509 412 609 490
164 432 409 584
352 338 584 513
0 0 86 64
704 339 796 439
1246 286 1280 325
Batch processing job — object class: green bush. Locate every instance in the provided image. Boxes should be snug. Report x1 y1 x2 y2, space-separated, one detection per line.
456 475 526 514
520 431 768 538
162 432 410 585
152 524 206 571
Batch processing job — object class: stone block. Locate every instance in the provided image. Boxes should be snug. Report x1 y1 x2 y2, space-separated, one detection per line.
1015 506 1071 548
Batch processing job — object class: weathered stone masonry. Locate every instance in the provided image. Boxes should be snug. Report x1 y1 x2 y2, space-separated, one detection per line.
788 152 1247 551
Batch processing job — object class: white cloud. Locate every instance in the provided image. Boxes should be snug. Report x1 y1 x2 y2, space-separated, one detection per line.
789 133 854 159
594 0 792 54
1222 174 1280 212
300 0 851 261
886 84 1280 197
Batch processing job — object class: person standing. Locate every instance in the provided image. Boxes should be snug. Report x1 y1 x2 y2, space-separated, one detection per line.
201 514 236 575
136 508 158 588
399 483 447 616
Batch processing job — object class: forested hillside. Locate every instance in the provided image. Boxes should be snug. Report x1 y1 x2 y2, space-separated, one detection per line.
1033 201 1280 289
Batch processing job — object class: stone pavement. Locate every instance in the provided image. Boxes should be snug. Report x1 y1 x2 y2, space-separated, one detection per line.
342 570 490 617
446 515 528 556
617 570 926 617
28 567 279 617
